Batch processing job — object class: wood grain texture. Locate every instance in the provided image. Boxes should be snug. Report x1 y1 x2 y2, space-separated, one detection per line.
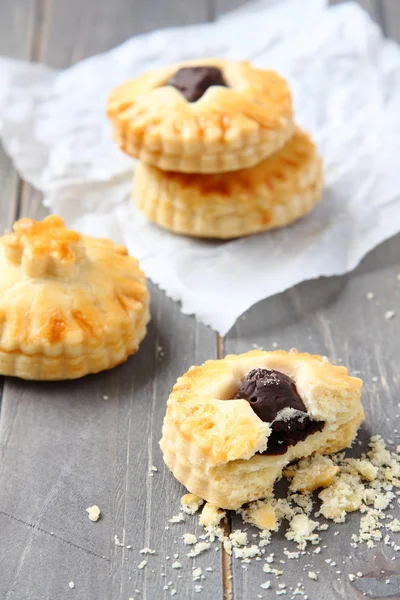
223 2 400 595
39 0 211 69
225 234 400 599
0 294 218 600
1 0 400 599
215 0 382 23
0 0 36 232
215 0 381 21
224 8 400 597
0 0 37 407
0 1 221 599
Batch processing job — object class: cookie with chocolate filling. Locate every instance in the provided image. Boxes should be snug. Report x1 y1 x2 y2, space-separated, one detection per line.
160 350 364 510
107 58 294 173
134 127 323 238
0 216 150 380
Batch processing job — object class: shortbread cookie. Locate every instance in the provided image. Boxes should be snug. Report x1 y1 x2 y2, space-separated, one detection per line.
160 350 364 510
107 58 294 173
0 216 150 380
134 128 323 238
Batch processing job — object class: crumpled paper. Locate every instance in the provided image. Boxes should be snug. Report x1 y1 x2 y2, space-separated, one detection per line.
0 0 400 334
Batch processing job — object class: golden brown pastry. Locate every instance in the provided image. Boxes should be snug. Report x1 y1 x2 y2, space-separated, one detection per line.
107 58 294 173
0 216 150 380
134 127 323 238
160 350 364 510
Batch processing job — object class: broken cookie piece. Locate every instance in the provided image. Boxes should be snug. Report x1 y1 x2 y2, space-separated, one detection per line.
180 494 204 515
199 503 226 528
284 454 339 493
240 500 278 531
160 350 364 510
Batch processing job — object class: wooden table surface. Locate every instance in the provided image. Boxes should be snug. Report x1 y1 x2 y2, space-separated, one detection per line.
1 1 400 599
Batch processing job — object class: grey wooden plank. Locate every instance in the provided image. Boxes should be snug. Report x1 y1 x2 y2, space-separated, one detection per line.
222 1 400 595
382 0 400 41
215 0 381 21
225 233 400 598
0 0 36 232
0 1 223 599
40 0 211 69
0 297 218 600
0 0 38 405
19 185 48 222
214 0 251 15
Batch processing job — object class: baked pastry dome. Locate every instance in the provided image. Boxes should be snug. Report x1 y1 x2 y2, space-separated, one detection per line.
160 350 364 510
0 216 150 380
134 127 323 238
107 58 294 173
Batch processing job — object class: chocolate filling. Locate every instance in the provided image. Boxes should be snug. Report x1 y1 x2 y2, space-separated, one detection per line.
234 368 324 455
165 66 228 102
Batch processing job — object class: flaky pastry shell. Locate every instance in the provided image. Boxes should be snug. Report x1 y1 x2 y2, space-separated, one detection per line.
134 127 323 238
0 216 150 380
160 350 364 510
107 58 294 173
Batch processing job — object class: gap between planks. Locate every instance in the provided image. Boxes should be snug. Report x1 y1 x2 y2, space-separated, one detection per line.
218 333 234 600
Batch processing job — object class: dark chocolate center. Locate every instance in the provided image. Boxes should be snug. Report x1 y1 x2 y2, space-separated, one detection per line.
234 368 324 455
165 66 228 102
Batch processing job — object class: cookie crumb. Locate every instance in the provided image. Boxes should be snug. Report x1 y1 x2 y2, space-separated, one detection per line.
308 571 318 580
171 561 181 569
261 581 271 589
230 530 248 547
285 515 319 550
169 514 185 523
181 494 204 515
385 310 395 320
366 292 374 300
68 581 75 589
139 547 155 555
86 505 101 522
192 567 202 580
183 533 197 545
233 544 260 560
188 542 210 557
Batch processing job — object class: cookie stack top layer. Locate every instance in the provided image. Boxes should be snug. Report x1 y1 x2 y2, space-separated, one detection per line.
107 58 294 174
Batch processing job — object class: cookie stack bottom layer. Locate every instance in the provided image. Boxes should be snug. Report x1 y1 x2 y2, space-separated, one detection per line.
134 128 323 239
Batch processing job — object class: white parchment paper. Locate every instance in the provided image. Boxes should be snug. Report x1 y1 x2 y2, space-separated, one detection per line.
0 0 400 334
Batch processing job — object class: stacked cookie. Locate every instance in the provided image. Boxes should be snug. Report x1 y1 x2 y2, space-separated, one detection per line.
107 59 323 239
